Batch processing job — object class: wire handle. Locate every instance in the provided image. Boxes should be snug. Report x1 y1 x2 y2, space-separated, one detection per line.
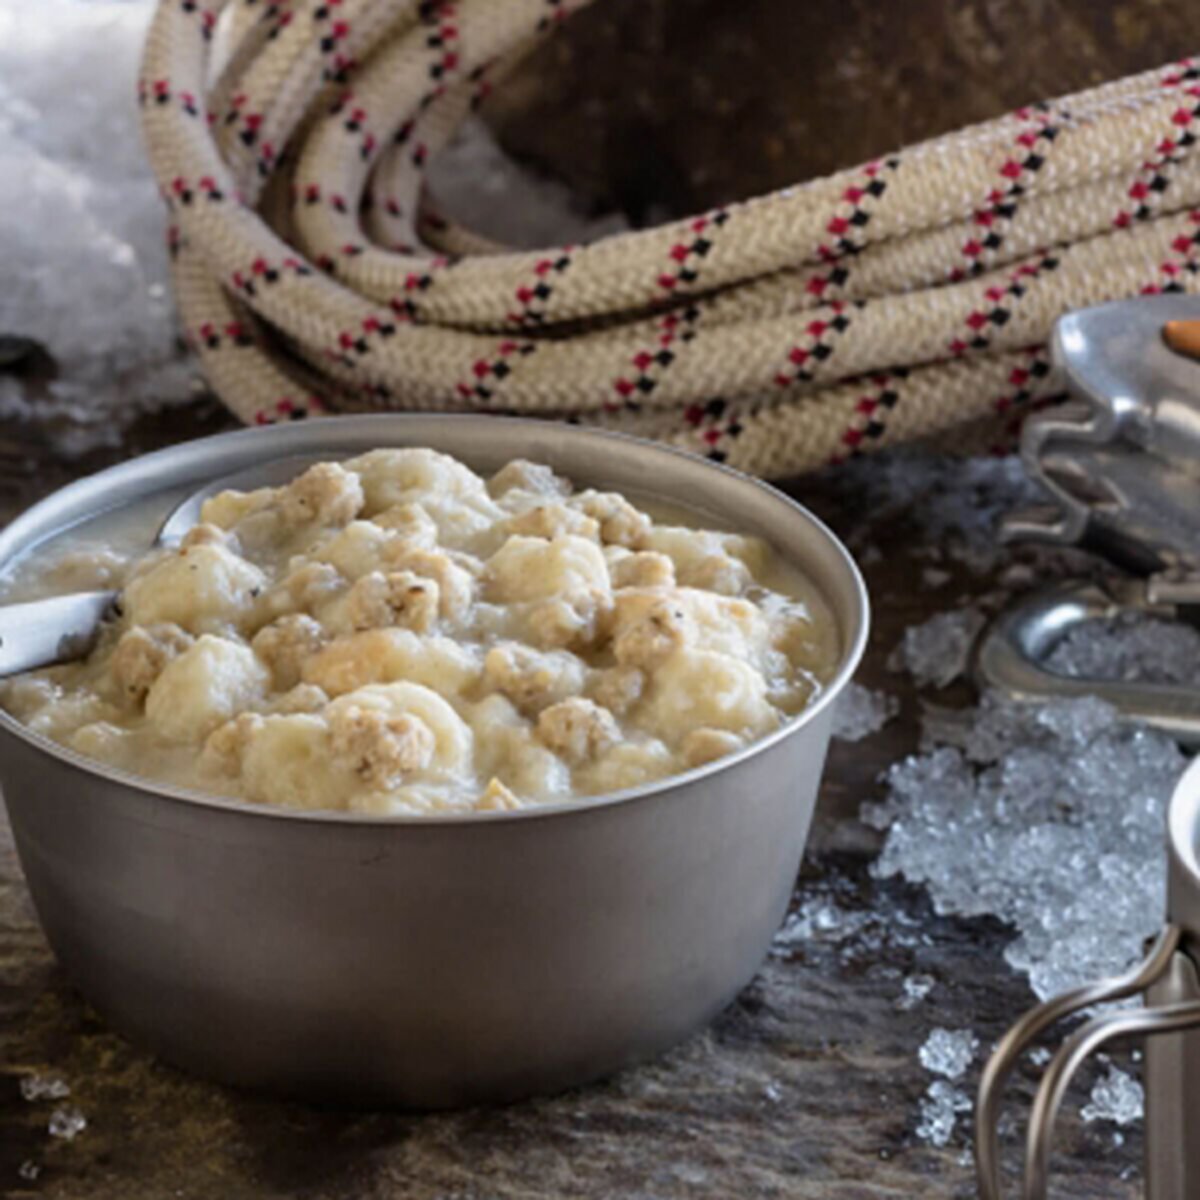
975 925 1187 1200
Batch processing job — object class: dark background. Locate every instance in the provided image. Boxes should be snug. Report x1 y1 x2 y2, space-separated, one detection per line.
486 0 1196 221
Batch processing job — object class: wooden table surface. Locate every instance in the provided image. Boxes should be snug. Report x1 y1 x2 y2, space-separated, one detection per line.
0 406 1142 1199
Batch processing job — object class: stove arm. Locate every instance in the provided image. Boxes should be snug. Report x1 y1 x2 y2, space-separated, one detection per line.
975 925 1200 1200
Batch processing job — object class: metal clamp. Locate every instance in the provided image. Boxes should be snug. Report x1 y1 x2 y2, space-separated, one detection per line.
1004 296 1200 581
975 925 1200 1200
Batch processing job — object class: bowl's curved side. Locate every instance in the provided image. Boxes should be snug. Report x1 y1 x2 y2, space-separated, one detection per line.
2 704 833 1106
0 415 867 1103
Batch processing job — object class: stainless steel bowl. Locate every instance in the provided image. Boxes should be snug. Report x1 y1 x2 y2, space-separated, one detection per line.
0 416 868 1107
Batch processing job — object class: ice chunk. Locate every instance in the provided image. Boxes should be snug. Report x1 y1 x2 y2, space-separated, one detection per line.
916 1080 973 1147
919 1028 979 1080
1081 1065 1144 1126
832 682 898 742
771 879 928 969
774 896 871 947
1045 612 1200 686
0 0 200 450
813 452 1040 574
896 972 936 1010
870 692 1188 1000
19 1074 69 1102
47 1106 86 1140
889 609 985 689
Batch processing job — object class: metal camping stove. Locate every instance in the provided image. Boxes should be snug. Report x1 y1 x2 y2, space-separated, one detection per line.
976 294 1200 744
975 296 1200 1197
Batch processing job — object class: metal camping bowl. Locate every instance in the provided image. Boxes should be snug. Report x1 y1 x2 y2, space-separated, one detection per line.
976 754 1200 1200
0 415 868 1108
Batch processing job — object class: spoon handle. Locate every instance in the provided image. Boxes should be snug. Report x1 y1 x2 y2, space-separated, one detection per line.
0 591 117 678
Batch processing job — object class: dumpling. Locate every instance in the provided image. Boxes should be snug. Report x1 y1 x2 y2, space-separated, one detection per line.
484 535 610 603
301 628 482 699
124 544 266 634
639 648 778 742
145 635 269 742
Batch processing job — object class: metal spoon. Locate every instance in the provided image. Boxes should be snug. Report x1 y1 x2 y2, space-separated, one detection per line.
0 455 323 678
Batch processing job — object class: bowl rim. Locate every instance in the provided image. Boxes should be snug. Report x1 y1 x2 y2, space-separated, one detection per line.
0 415 870 826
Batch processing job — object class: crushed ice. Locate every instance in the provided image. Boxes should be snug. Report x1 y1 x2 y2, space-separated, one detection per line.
888 609 986 689
773 896 872 947
47 1106 86 1141
916 1079 974 1148
19 1073 70 1102
867 692 1185 1001
1081 1065 1144 1127
0 0 200 448
824 452 1041 574
919 1028 979 1080
832 681 899 742
771 878 930 965
914 1029 979 1148
896 972 936 1011
1046 611 1200 686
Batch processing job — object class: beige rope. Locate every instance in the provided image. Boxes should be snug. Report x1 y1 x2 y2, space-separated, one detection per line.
138 0 1200 476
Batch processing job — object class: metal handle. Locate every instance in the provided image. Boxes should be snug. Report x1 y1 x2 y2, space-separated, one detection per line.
1023 999 1200 1198
0 590 116 677
976 924 1188 1200
1002 399 1104 550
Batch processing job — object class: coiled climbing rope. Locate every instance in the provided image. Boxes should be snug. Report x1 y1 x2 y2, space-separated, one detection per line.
139 0 1200 476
